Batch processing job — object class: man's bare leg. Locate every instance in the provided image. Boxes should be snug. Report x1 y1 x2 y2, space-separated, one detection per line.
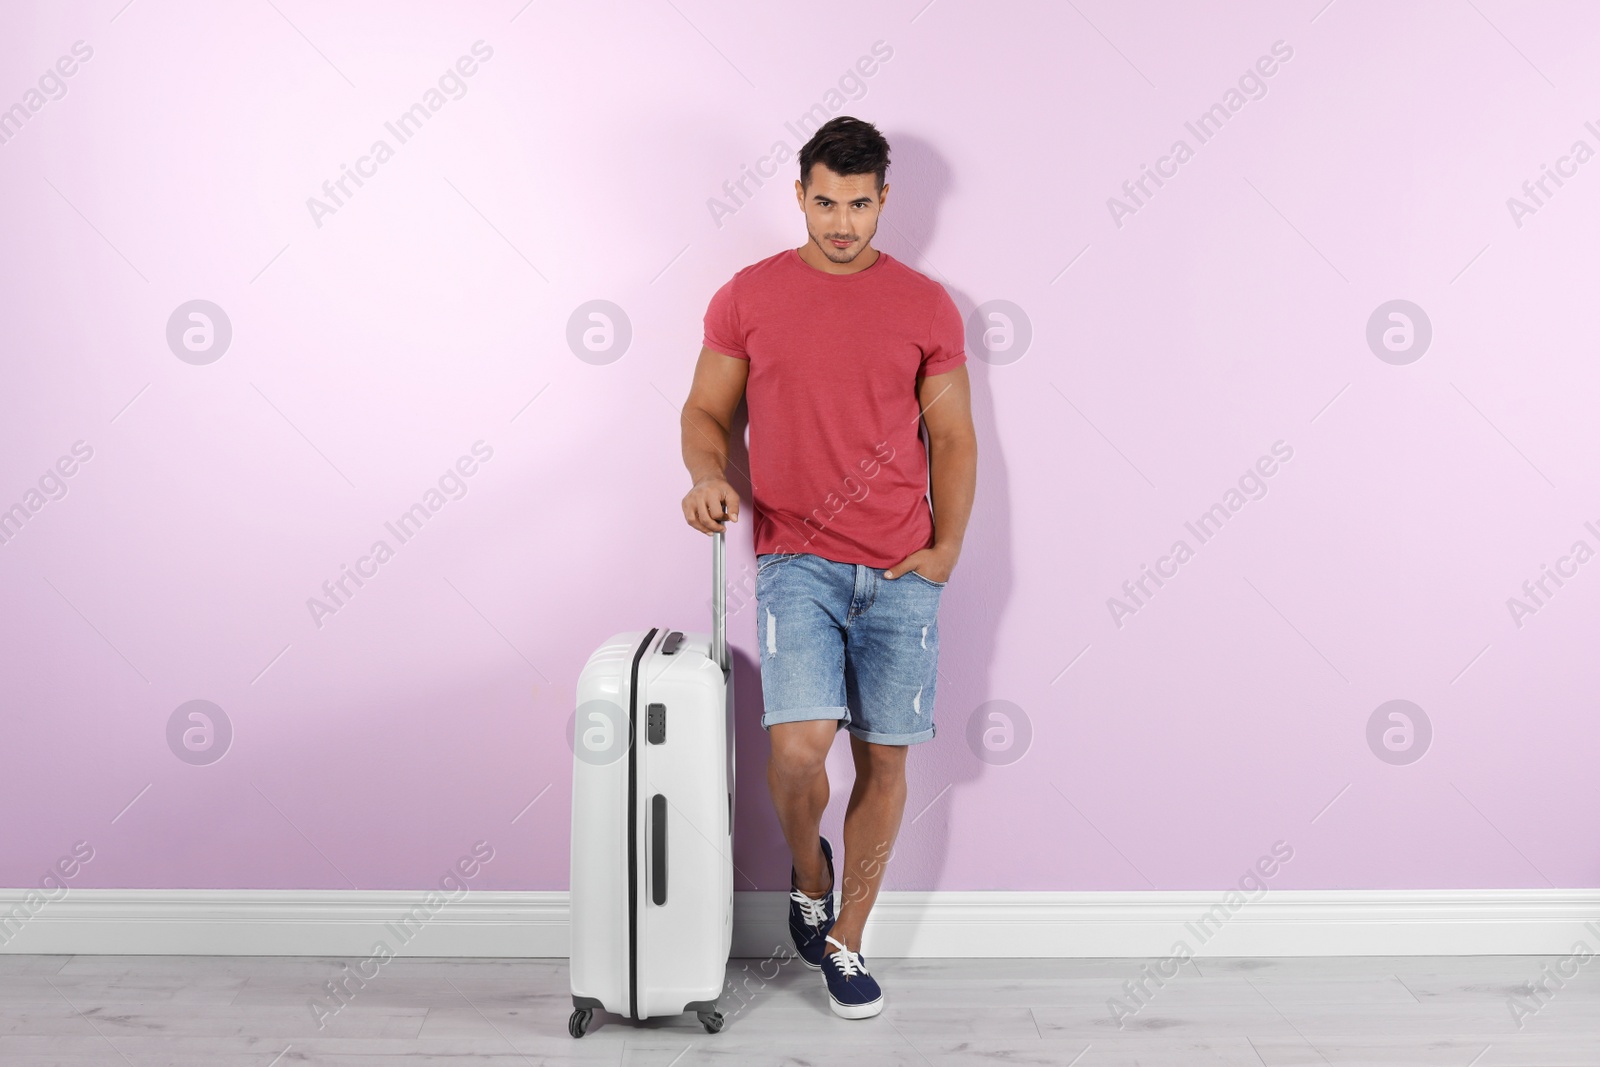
828 735 908 953
767 719 837 897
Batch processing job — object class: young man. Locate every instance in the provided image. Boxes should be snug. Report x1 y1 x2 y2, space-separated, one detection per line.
679 116 977 1019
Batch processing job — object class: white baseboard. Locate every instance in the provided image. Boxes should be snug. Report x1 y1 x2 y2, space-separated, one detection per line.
1 889 1596 957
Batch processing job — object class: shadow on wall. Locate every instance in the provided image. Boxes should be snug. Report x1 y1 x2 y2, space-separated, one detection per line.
726 130 1016 895
723 398 771 894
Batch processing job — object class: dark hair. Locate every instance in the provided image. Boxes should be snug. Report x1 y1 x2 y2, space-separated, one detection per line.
797 116 891 193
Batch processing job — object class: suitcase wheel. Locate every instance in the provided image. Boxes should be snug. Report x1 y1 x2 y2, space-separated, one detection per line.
698 1010 724 1034
568 1008 593 1038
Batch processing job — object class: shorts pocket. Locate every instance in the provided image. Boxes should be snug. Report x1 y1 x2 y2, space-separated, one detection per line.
906 569 947 588
756 552 804 575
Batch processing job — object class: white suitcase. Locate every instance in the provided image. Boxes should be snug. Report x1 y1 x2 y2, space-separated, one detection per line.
568 530 735 1038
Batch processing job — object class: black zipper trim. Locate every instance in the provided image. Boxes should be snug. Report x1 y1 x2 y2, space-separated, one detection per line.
626 628 659 1021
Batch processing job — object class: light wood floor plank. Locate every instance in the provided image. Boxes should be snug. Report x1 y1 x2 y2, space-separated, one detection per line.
0 953 1595 1065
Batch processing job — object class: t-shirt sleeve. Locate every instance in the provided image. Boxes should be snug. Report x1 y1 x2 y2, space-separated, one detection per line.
919 287 967 377
701 276 749 360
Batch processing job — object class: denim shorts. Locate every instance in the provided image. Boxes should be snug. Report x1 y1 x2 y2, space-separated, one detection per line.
753 551 945 746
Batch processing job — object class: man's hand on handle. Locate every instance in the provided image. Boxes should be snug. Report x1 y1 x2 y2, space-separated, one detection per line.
683 477 740 535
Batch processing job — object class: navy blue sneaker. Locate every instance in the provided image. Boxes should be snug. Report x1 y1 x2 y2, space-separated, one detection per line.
788 835 836 969
821 933 883 1018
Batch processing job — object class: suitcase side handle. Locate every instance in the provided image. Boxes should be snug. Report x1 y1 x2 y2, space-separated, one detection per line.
711 529 728 672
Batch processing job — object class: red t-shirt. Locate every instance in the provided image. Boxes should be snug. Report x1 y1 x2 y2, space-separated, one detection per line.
702 247 967 569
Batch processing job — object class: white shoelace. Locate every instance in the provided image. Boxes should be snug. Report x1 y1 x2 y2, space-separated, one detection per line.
825 934 869 977
790 886 830 929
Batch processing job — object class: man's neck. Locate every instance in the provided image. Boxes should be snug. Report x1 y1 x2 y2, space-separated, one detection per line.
796 242 880 276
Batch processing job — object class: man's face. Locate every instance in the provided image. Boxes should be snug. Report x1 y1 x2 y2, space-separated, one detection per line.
796 163 888 265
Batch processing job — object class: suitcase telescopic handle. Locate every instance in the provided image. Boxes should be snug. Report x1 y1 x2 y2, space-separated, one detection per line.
711 526 728 672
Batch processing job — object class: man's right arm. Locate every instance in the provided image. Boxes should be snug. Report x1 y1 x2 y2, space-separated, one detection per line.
680 346 749 534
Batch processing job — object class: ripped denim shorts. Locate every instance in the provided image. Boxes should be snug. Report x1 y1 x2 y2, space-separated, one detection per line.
753 551 944 746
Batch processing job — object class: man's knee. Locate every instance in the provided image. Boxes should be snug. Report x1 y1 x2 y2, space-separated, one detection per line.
852 737 908 777
768 720 835 782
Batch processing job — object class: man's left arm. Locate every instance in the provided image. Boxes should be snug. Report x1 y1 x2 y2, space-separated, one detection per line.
885 365 977 583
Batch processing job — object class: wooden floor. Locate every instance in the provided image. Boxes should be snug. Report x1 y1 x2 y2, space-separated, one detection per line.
1 952 1597 1065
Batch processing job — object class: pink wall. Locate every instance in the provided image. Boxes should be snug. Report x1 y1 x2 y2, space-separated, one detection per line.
3 1 1598 895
